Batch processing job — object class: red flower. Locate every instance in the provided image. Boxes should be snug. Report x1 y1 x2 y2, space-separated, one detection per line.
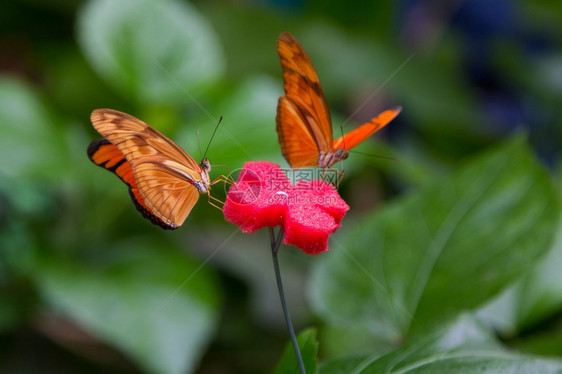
223 161 349 255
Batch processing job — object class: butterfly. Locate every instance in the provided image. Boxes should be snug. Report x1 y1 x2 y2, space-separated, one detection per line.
276 32 402 169
87 109 221 230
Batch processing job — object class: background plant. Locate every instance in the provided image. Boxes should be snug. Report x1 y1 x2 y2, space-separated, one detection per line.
0 0 561 373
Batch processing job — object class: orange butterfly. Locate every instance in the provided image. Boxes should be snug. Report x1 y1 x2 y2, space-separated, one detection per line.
87 109 221 230
276 32 402 169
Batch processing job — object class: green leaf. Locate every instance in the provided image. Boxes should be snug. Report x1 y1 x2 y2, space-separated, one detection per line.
34 239 220 374
175 75 284 170
319 315 562 373
509 318 562 357
310 136 558 342
0 76 64 181
77 0 224 105
0 220 36 333
274 328 318 374
0 75 73 221
479 218 562 336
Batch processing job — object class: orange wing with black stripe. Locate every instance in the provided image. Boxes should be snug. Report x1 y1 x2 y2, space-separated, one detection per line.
87 109 208 229
87 139 175 229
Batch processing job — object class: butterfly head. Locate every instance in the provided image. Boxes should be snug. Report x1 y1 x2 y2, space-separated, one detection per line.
334 148 349 161
200 158 211 172
318 149 349 168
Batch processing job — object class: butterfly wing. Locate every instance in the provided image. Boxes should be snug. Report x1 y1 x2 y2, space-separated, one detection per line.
89 109 203 229
332 106 402 150
276 32 333 168
87 139 180 229
276 96 323 168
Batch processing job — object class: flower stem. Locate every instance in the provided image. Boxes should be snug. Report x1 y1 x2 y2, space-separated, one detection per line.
269 227 306 374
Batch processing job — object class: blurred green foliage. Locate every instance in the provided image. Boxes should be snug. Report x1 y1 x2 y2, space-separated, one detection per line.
274 329 318 374
0 0 561 373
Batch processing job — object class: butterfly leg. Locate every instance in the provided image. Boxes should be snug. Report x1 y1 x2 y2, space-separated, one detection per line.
337 160 345 186
207 192 224 211
206 174 236 211
320 167 344 187
211 164 235 184
211 174 234 186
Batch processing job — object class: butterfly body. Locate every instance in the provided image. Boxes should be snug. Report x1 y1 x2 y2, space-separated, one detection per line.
194 158 212 194
276 32 401 169
88 109 214 229
318 148 348 169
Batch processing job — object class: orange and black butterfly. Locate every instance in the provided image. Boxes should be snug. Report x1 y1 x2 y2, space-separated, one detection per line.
87 109 220 230
276 32 402 169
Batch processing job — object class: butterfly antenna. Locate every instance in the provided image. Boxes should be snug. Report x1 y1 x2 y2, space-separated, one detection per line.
348 149 402 162
196 131 203 160
203 116 223 159
339 123 347 150
338 123 347 179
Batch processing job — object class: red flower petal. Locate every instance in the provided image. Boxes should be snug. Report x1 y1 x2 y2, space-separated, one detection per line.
294 180 349 225
223 162 349 254
284 204 339 255
223 161 288 233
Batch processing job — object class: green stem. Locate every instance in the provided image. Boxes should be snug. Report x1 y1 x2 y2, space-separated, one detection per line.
269 227 306 374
